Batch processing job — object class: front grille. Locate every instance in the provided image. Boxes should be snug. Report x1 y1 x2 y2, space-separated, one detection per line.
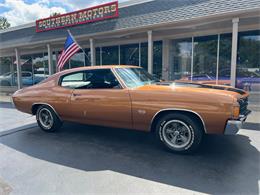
238 97 249 115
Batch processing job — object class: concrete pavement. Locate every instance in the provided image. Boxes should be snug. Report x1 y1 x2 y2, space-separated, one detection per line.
0 110 259 194
0 102 37 136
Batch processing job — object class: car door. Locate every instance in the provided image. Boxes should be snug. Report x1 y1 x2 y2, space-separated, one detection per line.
60 68 132 129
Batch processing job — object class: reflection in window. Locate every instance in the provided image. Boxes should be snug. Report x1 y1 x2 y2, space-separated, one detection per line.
153 41 162 79
115 67 158 88
193 35 218 81
0 56 17 87
170 38 192 81
96 47 101 65
237 30 260 92
85 49 91 66
70 52 85 68
20 55 33 86
102 46 119 65
141 43 148 70
120 44 139 66
19 53 49 87
32 53 49 77
53 52 58 73
218 34 232 85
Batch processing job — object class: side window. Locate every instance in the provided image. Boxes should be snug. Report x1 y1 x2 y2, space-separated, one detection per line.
84 69 121 89
61 72 88 89
60 69 121 89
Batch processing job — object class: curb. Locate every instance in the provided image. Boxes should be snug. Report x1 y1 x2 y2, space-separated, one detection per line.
0 123 38 137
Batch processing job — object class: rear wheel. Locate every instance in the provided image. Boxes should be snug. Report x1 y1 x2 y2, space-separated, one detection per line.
155 113 203 154
36 105 62 132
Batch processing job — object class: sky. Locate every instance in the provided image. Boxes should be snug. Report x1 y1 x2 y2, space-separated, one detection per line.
0 0 129 27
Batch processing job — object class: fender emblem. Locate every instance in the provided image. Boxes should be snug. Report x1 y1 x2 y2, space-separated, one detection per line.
138 110 146 115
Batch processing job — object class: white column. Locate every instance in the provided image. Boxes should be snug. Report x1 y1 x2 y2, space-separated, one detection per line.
148 31 153 74
15 48 22 89
216 34 220 85
55 51 59 72
100 47 102 65
118 45 121 65
162 39 170 80
90 38 96 66
47 44 53 75
191 37 194 82
139 43 141 67
231 18 239 87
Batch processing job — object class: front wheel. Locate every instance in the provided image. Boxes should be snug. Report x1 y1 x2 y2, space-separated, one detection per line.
155 113 203 154
36 105 62 132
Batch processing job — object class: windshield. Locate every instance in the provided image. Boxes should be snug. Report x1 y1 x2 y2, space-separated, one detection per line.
115 67 159 88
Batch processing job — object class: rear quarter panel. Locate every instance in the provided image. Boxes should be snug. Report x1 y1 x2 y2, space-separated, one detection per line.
12 77 72 118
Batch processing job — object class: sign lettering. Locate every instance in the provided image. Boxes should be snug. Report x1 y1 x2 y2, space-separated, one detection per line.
36 1 119 32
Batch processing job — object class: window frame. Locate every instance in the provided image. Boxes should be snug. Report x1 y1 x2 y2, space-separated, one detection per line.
59 68 123 90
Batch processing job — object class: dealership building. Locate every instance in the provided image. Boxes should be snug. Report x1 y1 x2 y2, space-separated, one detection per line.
0 0 259 94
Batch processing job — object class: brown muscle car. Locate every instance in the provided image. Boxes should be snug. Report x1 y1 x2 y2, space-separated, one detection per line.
12 66 251 153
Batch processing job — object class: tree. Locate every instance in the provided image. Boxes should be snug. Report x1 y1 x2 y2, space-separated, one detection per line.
0 16 11 30
50 12 61 17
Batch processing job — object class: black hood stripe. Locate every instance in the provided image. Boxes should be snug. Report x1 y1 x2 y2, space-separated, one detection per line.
156 82 246 95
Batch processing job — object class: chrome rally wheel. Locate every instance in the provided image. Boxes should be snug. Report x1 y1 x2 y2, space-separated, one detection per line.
162 120 192 149
38 108 54 130
155 113 203 154
36 105 62 132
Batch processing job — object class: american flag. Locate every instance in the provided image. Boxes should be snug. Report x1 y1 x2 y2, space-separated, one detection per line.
57 32 81 71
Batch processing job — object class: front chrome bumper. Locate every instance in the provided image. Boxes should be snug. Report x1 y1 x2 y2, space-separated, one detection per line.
224 110 251 135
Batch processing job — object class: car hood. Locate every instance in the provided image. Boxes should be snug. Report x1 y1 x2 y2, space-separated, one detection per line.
136 82 248 100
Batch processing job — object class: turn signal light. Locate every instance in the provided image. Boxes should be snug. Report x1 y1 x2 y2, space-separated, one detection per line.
232 106 240 119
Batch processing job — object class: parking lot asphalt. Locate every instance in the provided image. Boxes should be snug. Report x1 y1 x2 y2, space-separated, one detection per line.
0 111 259 195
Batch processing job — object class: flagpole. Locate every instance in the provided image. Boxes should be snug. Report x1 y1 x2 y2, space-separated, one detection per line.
67 30 90 63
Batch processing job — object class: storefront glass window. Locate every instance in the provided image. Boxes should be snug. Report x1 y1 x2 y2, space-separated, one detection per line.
70 51 85 68
53 52 59 73
96 47 101 65
19 53 49 87
153 41 163 79
170 38 192 81
85 49 91 66
32 53 49 80
170 34 232 84
193 35 218 82
237 30 260 92
141 42 148 70
20 55 34 86
0 56 17 87
102 46 119 65
218 33 232 85
120 44 139 66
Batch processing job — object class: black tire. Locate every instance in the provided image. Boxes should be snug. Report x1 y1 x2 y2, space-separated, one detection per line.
36 105 62 132
155 113 203 154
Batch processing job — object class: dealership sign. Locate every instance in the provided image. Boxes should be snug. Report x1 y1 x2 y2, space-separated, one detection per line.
36 1 118 32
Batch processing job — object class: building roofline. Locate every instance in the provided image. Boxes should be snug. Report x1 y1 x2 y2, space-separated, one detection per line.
0 7 259 51
0 0 155 34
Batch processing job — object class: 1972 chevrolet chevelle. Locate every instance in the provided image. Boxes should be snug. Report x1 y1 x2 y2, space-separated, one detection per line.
12 66 251 153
